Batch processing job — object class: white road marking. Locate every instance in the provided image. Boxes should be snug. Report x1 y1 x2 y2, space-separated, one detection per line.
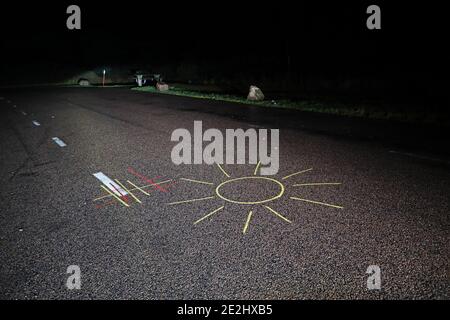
52 137 67 147
21 111 27 116
389 150 450 165
93 172 128 197
32 121 40 126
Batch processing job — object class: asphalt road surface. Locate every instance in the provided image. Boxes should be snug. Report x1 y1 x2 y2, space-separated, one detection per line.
0 87 449 299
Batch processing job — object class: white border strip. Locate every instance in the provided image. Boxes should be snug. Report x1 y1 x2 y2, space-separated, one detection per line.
93 172 128 196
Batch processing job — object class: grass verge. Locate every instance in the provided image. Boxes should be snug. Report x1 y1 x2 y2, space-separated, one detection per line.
132 85 448 126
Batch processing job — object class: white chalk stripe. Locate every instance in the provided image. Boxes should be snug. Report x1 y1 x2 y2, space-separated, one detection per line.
32 121 40 126
93 172 128 197
52 137 67 147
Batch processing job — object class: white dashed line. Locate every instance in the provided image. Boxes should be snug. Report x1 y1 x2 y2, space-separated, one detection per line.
93 172 128 196
52 137 67 147
32 121 41 126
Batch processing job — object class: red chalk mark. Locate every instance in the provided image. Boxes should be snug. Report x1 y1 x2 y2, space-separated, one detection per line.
128 167 168 193
95 199 117 209
151 176 177 191
162 181 176 191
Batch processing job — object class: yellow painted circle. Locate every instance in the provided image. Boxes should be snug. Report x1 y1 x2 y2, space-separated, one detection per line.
215 176 285 205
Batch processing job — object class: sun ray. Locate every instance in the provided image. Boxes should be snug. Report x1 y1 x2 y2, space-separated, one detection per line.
263 205 292 223
194 206 225 225
243 210 253 234
180 178 214 185
254 161 261 175
290 197 343 209
93 179 172 201
115 179 142 204
167 196 216 206
282 168 313 180
293 182 341 187
127 180 150 196
216 163 231 178
100 185 130 207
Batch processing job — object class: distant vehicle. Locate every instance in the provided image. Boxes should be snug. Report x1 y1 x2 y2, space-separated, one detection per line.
133 71 163 87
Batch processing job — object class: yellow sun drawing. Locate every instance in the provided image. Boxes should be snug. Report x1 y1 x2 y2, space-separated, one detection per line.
168 163 343 234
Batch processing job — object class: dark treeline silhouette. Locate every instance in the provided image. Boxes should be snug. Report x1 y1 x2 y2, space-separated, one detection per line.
1 2 448 107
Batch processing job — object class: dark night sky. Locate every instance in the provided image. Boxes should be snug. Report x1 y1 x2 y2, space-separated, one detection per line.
1 1 448 98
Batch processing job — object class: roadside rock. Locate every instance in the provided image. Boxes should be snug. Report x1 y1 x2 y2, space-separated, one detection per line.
156 82 169 91
247 85 264 101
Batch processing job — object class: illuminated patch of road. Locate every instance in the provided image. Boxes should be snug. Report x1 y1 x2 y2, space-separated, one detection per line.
169 162 344 235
